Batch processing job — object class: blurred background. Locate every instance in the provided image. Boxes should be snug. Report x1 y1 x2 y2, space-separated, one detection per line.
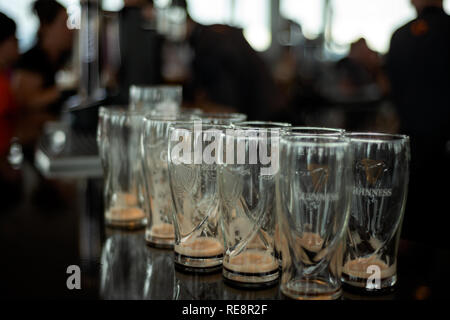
2 0 449 128
0 0 449 299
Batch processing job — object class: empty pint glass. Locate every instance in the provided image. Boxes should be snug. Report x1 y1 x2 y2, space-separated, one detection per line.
219 127 281 287
273 127 345 264
141 115 193 248
167 122 229 272
218 122 290 287
97 107 147 229
342 133 410 291
277 135 352 300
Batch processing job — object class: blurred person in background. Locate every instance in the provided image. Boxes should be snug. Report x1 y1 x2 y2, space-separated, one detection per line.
12 0 74 113
387 0 450 246
0 12 18 120
174 0 279 120
0 12 21 208
115 0 163 104
335 38 390 101
334 38 398 133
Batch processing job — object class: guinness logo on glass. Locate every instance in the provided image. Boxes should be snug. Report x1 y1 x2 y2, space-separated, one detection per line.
355 159 392 198
360 159 385 186
307 164 329 192
299 165 338 203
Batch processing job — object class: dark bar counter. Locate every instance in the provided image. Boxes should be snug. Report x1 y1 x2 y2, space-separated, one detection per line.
1 158 449 300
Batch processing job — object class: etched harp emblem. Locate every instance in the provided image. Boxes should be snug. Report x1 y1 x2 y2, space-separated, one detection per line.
360 159 386 186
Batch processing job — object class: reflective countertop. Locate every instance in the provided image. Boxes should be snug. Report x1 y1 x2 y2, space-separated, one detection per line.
1 166 449 300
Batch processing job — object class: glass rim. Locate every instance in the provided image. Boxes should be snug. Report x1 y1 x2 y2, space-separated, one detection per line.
129 84 182 94
345 132 409 143
141 107 203 118
196 112 247 120
168 121 232 131
98 106 150 117
280 134 349 147
143 113 195 122
282 126 345 135
224 127 283 138
232 121 292 129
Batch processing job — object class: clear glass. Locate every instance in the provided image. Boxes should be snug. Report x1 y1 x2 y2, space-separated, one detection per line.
197 112 247 125
342 133 410 291
219 127 281 287
97 107 147 229
129 85 182 115
97 107 111 174
277 135 352 300
167 122 229 272
141 115 194 248
273 126 344 267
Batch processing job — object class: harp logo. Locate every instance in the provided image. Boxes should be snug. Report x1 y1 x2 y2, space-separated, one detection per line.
308 164 329 192
360 159 385 186
299 165 339 202
354 159 392 198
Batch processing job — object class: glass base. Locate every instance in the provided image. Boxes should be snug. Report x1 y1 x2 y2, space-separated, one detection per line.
174 251 223 273
342 285 397 300
281 279 342 300
105 217 147 230
341 273 397 293
145 231 174 249
223 266 279 289
146 235 174 249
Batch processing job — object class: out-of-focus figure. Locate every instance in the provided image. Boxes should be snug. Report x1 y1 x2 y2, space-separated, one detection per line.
172 0 279 120
115 0 163 104
387 0 450 246
0 12 19 121
0 12 21 208
12 0 74 113
0 11 19 157
336 38 389 101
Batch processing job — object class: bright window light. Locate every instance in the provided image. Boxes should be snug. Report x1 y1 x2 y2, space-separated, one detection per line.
280 0 325 39
281 0 450 54
233 0 271 51
187 0 232 25
102 0 124 12
187 0 271 51
330 0 416 53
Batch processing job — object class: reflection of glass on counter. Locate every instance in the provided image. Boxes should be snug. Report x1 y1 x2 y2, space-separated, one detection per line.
143 247 175 300
100 229 149 299
173 270 224 300
223 280 282 300
342 288 396 301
